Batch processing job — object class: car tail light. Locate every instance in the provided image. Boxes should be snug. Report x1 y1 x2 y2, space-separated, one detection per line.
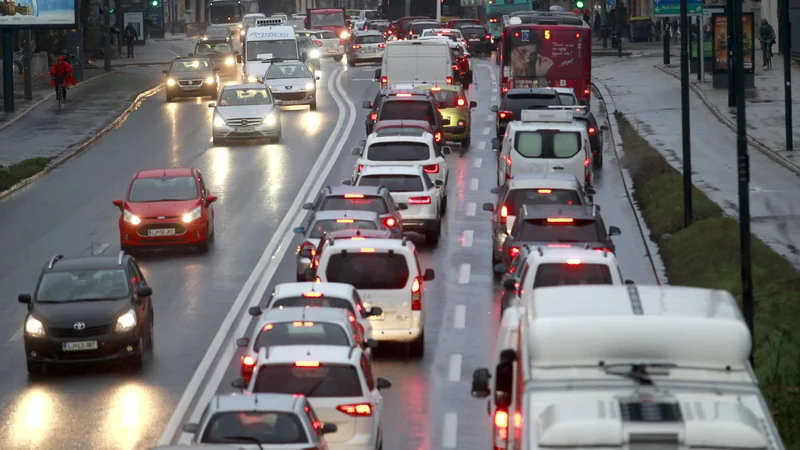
383 217 397 227
378 43 386 48
337 403 372 416
489 18 497 23
566 259 581 265
452 64 459 71
457 98 466 107
498 110 512 119
408 196 431 204
344 194 364 198
387 29 393 34
485 34 491 39
431 86 442 92
360 248 376 253
369 112 377 121
547 218 574 223
313 39 323 46
337 219 355 223
537 189 552 194
423 164 439 174
411 276 421 310
381 76 387 86
357 164 364 173
300 241 316 257
500 205 508 224
396 93 412 97
352 44 362 49
315 276 321 283
446 76 453 85
509 247 519 257
584 87 591 96
588 126 596 135
595 247 613 252
292 321 314 327
241 355 256 378
434 131 443 142
495 410 508 428
302 291 323 297
295 361 320 367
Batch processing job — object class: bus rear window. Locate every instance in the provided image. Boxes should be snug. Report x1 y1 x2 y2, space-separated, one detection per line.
253 364 362 397
533 263 613 287
321 196 389 214
325 253 410 289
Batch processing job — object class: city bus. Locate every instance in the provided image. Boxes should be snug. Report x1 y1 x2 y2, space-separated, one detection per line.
481 0 534 46
498 13 592 105
209 0 246 35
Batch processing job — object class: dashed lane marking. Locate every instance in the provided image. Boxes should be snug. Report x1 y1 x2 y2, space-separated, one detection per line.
474 158 482 168
462 230 474 247
458 263 471 284
454 305 466 329
93 243 110 255
448 354 463 382
443 413 458 448
470 178 479 191
8 327 23 344
482 127 491 135
486 114 494 120
478 140 486 150
466 202 476 216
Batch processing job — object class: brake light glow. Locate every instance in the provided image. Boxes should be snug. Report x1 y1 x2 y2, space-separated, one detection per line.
295 361 320 367
369 112 377 121
584 87 591 95
378 43 386 48
457 98 466 107
358 164 364 173
241 355 256 377
396 93 412 97
498 110 512 119
452 64 459 71
383 217 396 227
337 403 372 416
509 247 520 257
495 410 508 428
500 205 508 224
411 276 421 310
431 86 442 92
502 86 508 93
300 241 317 257
423 164 439 174
381 76 388 84
336 219 355 223
352 44 362 49
547 218 574 223
348 312 356 322
408 196 432 204
387 30 393 34
548 244 572 248
292 321 315 327
262 324 273 331
575 33 581 38
489 18 497 22
350 236 365 240
588 126 596 135
242 355 255 367
446 77 453 85
360 248 376 253
434 131 443 142
302 292 323 297
485 34 491 39
537 189 552 194
344 194 364 198
566 259 581 265
584 157 591 167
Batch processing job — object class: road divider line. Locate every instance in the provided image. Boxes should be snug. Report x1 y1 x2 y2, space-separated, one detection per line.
490 95 497 101
482 127 491 135
443 413 458 448
488 66 497 83
486 114 493 120
158 69 354 446
448 354 463 382
466 202 476 216
454 305 466 329
474 158 482 168
458 263 471 284
92 243 110 255
7 327 23 344
462 230 473 248
478 141 486 150
470 178 479 191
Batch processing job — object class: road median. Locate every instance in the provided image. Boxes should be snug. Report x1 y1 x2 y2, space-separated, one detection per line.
615 110 800 444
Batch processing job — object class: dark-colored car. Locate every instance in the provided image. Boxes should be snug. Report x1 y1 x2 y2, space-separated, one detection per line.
19 252 155 375
163 56 220 102
301 185 408 238
363 90 446 142
451 45 473 87
572 108 608 168
490 87 562 139
408 20 440 39
393 16 429 39
501 204 620 267
190 38 239 79
446 19 480 29
459 24 492 55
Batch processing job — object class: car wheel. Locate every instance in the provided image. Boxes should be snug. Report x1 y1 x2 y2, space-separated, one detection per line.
441 195 448 215
408 332 424 358
427 222 441 247
165 92 173 102
593 151 603 169
198 237 210 253
275 127 282 143
26 361 44 376
333 55 343 62
309 101 317 111
130 337 144 371
461 136 471 148
347 59 356 67
146 316 154 351
213 137 223 146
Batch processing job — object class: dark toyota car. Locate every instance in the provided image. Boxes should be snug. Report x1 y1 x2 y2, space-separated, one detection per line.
19 252 155 375
491 87 562 139
190 38 239 79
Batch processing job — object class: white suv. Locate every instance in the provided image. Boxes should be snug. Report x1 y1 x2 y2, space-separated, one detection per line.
233 346 392 450
355 165 444 245
314 236 435 357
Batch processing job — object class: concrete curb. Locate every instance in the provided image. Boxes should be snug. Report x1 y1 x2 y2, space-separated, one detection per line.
591 77 667 284
0 82 165 201
0 71 112 132
654 64 800 177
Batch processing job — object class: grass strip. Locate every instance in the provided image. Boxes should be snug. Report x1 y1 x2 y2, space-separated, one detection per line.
0 157 51 192
615 111 800 444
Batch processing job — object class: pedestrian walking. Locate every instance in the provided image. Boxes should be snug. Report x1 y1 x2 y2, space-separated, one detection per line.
593 10 602 39
123 22 138 58
759 18 776 66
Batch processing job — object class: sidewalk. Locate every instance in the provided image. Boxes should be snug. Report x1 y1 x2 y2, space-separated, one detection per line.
657 48 800 171
111 37 197 67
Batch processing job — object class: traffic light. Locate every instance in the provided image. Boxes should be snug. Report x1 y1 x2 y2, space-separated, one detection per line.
575 0 584 8
151 0 159 6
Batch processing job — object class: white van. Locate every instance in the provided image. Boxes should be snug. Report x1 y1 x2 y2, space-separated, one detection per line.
242 18 299 83
374 40 455 89
495 109 593 187
314 236 435 357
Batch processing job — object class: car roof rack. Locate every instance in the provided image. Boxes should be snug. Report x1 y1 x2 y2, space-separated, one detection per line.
48 254 64 270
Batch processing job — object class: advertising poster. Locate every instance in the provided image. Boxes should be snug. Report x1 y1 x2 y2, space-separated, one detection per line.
124 11 144 40
711 12 754 73
503 27 586 90
0 0 78 28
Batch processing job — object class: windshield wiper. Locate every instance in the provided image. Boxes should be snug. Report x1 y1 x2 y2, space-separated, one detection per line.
603 363 676 386
303 376 329 397
222 436 263 450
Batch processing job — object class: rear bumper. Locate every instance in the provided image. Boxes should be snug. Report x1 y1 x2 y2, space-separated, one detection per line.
401 218 438 232
328 433 379 450
443 125 468 139
371 326 423 343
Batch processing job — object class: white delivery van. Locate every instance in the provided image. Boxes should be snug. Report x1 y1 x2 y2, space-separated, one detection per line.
242 18 300 83
374 40 455 89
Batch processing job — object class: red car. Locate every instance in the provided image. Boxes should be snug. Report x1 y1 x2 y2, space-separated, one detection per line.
113 168 217 253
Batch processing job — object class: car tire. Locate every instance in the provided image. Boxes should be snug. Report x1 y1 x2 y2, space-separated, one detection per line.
348 59 356 67
198 237 210 254
333 55 343 62
593 151 603 169
310 101 317 111
130 336 144 371
441 195 448 215
408 332 424 358
275 127 282 143
146 316 154 351
213 137 223 146
26 361 44 376
427 222 441 247
461 136 471 148
165 92 173 102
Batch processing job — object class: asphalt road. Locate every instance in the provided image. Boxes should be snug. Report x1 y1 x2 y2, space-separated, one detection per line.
0 55 659 450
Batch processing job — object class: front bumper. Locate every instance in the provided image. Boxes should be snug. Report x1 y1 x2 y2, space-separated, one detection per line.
166 83 217 98
272 90 316 106
322 47 344 58
24 329 142 364
120 218 208 248
213 122 280 140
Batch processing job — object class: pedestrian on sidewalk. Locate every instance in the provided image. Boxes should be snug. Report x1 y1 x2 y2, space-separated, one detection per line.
759 18 776 66
593 10 601 39
124 22 139 58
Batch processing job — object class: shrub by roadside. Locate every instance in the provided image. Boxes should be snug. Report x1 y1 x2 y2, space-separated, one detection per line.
615 112 800 444
0 158 51 193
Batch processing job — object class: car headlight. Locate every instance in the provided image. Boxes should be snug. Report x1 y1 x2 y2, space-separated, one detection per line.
237 23 243 28
225 56 235 66
309 49 320 59
263 113 278 126
205 76 215 84
166 78 176 86
247 75 258 83
182 206 202 223
304 82 315 91
240 29 246 35
123 209 141 225
25 316 46 338
213 114 227 128
340 30 349 39
115 309 137 333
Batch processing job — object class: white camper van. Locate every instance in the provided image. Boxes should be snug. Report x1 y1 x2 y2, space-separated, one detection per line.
242 18 300 83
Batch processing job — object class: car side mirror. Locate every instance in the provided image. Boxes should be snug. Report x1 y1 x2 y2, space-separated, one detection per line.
395 203 408 210
182 423 199 434
206 194 217 204
294 226 307 234
365 338 377 349
136 286 153 297
423 268 435 281
494 263 507 274
208 102 216 108
625 279 635 285
441 146 452 155
231 378 248 389
491 138 500 150
188 52 194 57
502 278 517 292
18 294 31 304
470 101 477 109
359 139 367 146
300 53 308 62
112 199 123 210
321 423 338 434
236 337 250 347
304 268 315 281
302 202 314 210
162 69 169 74
299 248 314 258
434 179 444 187
362 100 373 109
351 147 362 156
482 202 494 212
248 306 262 317
490 186 500 194
490 105 498 113
369 307 383 317
236 55 243 63
342 179 353 186
600 125 609 131
377 377 392 390
608 226 621 236
585 186 596 196
471 368 491 398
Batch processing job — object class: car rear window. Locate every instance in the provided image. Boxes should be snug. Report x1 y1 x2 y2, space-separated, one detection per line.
309 219 378 238
503 94 560 112
318 30 337 39
202 411 308 444
518 219 603 243
325 253 410 289
375 127 427 137
359 175 424 192
254 321 350 348
505 188 582 214
514 131 581 158
253 364 363 397
533 263 614 287
430 90 461 108
379 101 435 124
321 196 389 214
410 22 438 35
356 35 384 44
558 93 577 105
366 142 430 161
271 297 357 315
460 26 486 36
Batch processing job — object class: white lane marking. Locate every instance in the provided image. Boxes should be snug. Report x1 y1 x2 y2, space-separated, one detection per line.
349 78 376 81
487 114 494 120
478 140 486 150
488 66 497 82
448 354 463 382
159 69 354 445
92 243 110 255
8 327 23 343
470 178 479 191
474 158 482 168
458 263 471 284
443 413 458 448
454 305 466 329
482 127 491 135
462 230 473 248
466 202 476 216
490 95 497 101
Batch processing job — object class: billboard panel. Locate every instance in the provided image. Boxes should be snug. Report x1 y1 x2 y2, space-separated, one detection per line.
0 0 79 28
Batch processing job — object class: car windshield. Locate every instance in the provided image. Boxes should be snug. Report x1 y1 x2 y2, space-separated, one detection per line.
219 88 272 106
321 195 389 214
367 142 430 161
518 219 602 242
128 176 198 202
254 321 350 348
271 296 357 315
266 62 311 79
379 101 435 123
194 42 233 55
202 411 308 444
171 60 211 72
310 11 344 27
428 90 461 108
505 188 582 214
515 131 581 158
356 35 384 44
37 269 130 302
309 219 378 238
558 93 577 105
359 175 424 192
253 364 363 397
246 39 298 61
325 253 410 289
533 263 614 287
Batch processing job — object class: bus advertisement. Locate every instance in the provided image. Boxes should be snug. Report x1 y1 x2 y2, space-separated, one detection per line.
499 23 592 105
482 0 533 44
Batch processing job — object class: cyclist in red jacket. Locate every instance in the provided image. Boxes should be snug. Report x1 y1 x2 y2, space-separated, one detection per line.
50 53 77 103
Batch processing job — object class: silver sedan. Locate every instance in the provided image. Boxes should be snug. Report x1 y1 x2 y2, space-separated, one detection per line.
264 60 320 110
209 84 282 145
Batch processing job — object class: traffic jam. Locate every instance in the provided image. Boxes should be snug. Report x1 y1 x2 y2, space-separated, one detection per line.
15 6 785 450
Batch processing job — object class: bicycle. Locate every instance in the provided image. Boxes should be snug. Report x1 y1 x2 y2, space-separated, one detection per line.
760 39 773 70
52 76 67 111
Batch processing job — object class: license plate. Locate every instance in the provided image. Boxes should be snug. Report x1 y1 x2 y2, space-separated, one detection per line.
368 313 385 321
148 228 176 236
327 48 338 53
63 341 98 351
237 126 255 132
182 85 201 90
469 38 480 42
